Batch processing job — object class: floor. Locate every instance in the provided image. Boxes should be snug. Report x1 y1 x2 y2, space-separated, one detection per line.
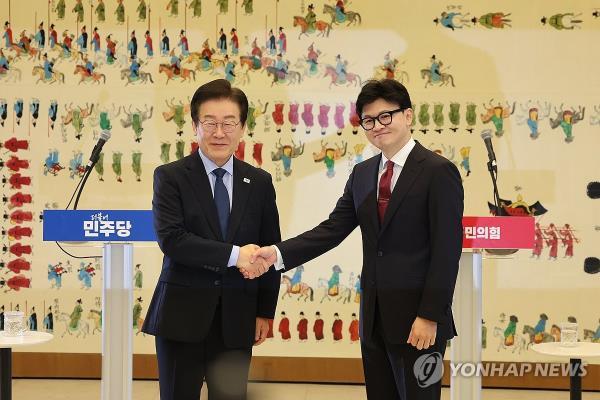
10 380 600 399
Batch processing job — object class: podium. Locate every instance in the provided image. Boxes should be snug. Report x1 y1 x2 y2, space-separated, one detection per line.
42 211 533 399
451 216 534 400
43 210 156 400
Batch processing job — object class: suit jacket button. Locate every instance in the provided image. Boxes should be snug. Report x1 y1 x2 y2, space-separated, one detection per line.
214 280 221 286
377 251 383 257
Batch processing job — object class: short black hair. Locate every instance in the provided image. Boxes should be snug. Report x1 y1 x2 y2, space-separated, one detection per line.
356 79 412 118
190 79 249 125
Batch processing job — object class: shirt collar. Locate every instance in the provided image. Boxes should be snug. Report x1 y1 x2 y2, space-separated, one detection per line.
380 138 416 171
198 148 234 177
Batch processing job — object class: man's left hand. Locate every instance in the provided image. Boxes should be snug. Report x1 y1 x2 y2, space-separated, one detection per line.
407 316 437 350
254 317 270 346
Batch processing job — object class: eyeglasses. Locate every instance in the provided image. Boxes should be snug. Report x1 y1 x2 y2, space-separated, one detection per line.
199 120 240 134
360 108 405 131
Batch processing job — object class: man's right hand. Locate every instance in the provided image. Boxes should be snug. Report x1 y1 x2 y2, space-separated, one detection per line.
250 246 278 266
237 244 270 279
237 244 261 269
239 246 278 279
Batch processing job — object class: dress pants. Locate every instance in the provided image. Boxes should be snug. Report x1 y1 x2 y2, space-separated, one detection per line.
361 299 447 400
155 303 252 400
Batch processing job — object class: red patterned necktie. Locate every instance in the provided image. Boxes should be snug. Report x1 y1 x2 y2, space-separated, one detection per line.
378 160 395 223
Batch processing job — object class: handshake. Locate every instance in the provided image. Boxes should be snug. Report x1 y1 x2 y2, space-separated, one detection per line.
236 244 279 279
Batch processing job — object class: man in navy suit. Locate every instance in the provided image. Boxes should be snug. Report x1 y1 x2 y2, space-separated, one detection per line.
248 79 464 399
142 79 280 400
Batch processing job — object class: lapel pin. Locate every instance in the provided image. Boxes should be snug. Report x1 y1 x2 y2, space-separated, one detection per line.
243 178 250 183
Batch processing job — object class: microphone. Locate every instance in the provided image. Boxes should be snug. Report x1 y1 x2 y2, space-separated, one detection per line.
87 130 111 168
481 128 503 215
481 129 496 167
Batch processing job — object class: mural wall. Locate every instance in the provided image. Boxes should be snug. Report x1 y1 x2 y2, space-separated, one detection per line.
0 0 599 364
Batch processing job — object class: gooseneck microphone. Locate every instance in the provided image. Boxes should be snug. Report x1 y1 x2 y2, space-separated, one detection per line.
57 129 112 259
87 130 111 168
481 129 496 170
481 129 503 215
72 130 111 210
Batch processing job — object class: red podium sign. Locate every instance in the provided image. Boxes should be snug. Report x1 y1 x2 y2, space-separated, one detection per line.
462 216 534 249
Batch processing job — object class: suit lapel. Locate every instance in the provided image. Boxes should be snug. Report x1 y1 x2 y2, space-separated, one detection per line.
379 141 426 235
184 152 222 240
226 158 252 242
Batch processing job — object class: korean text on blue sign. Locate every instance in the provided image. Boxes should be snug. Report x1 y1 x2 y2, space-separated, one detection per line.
43 210 156 242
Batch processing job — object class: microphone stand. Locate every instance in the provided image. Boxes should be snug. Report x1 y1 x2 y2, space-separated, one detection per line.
56 151 103 260
72 163 97 210
485 144 518 255
487 160 504 216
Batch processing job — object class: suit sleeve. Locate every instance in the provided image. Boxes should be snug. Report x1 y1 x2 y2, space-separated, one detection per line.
417 161 464 323
256 174 282 319
278 167 359 270
152 166 232 272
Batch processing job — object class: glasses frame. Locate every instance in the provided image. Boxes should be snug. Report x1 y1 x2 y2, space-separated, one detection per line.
360 107 406 131
198 119 241 134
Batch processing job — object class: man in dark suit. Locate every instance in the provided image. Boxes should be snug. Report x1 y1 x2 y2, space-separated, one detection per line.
248 79 464 400
142 79 281 400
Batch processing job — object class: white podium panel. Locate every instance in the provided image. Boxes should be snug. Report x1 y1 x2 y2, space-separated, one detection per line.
451 251 483 400
101 243 133 400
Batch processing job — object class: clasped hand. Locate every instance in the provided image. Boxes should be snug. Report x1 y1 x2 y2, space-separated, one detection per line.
236 244 278 279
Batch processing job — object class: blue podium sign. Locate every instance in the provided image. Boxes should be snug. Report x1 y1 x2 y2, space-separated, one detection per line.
43 210 156 242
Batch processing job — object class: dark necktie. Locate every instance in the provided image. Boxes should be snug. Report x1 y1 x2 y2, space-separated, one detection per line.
213 168 230 239
378 161 394 224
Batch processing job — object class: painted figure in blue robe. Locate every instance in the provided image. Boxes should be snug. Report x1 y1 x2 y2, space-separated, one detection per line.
335 54 347 82
35 22 45 49
129 56 140 79
43 54 55 80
